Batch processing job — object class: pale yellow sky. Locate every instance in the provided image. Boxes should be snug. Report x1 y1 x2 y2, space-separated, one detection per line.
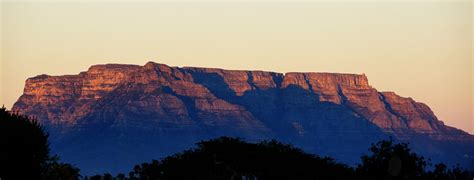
1 1 472 134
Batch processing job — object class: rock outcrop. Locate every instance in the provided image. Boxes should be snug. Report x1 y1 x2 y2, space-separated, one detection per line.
12 62 474 174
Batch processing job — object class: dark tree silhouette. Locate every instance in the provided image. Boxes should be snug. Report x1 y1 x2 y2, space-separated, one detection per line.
89 175 102 180
116 173 126 180
103 173 113 180
43 157 81 180
0 107 51 179
129 136 354 180
356 138 428 180
120 137 473 180
425 163 473 180
87 173 114 180
0 107 80 180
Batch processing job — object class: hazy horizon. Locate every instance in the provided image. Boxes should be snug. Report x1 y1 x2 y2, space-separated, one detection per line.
1 1 472 134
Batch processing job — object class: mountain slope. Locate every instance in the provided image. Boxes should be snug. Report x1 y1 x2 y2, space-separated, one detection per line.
12 62 474 174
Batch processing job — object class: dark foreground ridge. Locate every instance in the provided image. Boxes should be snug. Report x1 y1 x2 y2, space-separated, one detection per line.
11 61 474 174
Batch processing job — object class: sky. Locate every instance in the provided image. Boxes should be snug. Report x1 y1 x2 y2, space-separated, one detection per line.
0 1 472 134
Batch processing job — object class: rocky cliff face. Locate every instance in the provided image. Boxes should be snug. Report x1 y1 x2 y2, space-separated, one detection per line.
12 62 474 174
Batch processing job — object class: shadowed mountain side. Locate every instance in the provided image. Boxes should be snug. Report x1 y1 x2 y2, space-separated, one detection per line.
46 83 389 174
185 69 388 158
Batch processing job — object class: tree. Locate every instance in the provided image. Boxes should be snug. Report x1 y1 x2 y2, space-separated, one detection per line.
0 107 80 180
0 107 51 179
130 136 354 179
113 137 473 180
43 157 81 180
116 173 126 180
90 175 102 180
103 173 113 180
356 138 427 180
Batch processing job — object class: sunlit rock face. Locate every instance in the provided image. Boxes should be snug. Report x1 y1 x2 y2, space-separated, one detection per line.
13 62 474 174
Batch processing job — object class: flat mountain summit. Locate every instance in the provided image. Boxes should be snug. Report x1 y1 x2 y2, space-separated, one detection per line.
12 62 474 174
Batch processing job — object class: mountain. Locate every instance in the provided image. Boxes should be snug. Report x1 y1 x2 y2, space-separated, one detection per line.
12 62 474 174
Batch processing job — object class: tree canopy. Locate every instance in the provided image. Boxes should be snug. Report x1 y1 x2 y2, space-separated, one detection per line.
0 107 80 180
125 137 352 180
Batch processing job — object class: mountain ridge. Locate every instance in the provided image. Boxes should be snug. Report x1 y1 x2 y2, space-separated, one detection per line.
14 61 469 136
12 61 474 174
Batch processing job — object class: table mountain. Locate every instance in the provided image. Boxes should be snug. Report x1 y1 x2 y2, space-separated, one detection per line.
12 62 474 174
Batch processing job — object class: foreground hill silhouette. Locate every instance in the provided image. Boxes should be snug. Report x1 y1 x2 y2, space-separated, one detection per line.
12 62 474 174
89 137 473 180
